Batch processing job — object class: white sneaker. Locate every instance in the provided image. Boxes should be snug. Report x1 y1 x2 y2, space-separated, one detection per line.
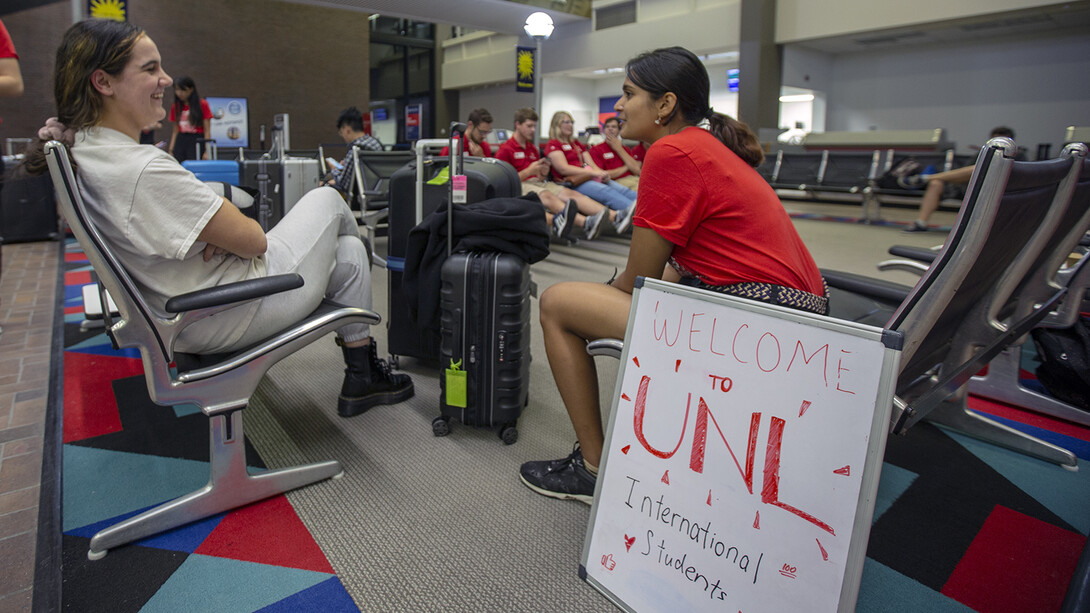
584 209 606 240
552 199 577 240
612 202 635 234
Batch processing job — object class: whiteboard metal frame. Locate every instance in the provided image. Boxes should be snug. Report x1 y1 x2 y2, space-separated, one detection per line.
580 277 903 613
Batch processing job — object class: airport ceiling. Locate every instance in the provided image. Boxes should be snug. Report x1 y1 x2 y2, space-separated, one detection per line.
794 2 1090 54
282 0 588 36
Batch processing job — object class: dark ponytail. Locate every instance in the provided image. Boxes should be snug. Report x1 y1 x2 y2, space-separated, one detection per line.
625 46 764 167
706 112 763 167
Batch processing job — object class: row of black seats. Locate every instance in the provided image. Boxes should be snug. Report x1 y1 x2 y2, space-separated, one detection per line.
756 148 974 220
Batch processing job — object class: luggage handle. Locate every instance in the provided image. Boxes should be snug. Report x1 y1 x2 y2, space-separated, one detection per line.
448 121 467 258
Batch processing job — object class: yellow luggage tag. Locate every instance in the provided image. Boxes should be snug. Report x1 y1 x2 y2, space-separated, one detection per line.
445 359 467 408
427 166 450 185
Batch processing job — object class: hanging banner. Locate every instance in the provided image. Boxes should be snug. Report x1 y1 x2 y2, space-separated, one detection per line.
405 104 421 141
88 0 127 21
516 46 536 93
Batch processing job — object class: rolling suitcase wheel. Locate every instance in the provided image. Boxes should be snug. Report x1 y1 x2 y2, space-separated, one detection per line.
432 416 451 437
499 424 518 445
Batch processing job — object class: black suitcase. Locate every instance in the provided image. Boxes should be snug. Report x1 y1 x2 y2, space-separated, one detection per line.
435 251 531 444
239 158 284 229
386 145 521 365
1 169 59 243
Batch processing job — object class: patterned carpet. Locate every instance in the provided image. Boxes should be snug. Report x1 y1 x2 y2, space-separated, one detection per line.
57 239 356 612
51 235 1090 612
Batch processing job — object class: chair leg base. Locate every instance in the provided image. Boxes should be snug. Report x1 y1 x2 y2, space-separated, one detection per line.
969 346 1090 427
88 410 341 559
926 397 1078 468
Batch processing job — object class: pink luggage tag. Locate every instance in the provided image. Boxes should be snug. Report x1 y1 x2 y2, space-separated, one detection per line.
452 174 468 204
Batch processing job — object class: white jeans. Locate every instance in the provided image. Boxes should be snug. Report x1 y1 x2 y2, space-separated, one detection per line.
230 186 372 348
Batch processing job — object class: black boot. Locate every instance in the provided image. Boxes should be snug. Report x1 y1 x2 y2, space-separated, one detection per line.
338 339 414 417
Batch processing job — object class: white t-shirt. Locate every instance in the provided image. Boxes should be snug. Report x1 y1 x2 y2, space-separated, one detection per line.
71 127 266 353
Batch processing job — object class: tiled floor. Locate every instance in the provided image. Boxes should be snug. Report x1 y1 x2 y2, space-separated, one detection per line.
0 240 58 613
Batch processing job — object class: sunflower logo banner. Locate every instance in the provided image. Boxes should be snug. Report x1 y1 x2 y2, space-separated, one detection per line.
516 46 535 93
88 0 127 21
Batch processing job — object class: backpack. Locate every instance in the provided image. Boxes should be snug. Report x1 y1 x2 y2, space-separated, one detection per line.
877 158 922 190
1031 317 1090 410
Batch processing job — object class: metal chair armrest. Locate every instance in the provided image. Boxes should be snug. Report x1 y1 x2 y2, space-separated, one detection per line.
877 259 930 276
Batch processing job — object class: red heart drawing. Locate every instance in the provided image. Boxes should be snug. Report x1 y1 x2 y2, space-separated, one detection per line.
624 534 636 552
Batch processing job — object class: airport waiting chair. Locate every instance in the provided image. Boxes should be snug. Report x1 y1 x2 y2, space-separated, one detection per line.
350 148 414 267
824 139 1084 467
589 139 1082 467
45 141 381 560
967 153 1090 424
769 151 824 191
870 153 1090 426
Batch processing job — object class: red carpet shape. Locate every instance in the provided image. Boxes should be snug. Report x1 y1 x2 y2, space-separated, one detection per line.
194 495 335 574
941 504 1085 613
63 352 143 443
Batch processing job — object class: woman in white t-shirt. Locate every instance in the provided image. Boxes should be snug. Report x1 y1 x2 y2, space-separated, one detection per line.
28 19 412 418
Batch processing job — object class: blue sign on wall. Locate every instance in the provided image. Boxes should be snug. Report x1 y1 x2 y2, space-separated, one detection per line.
728 69 740 93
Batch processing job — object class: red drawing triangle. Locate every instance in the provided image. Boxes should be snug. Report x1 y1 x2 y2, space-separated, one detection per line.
707 490 713 506
661 470 670 485
753 511 760 529
194 495 334 573
621 393 630 401
817 538 829 561
799 400 812 417
621 445 631 455
633 356 640 367
834 465 850 476
675 359 682 372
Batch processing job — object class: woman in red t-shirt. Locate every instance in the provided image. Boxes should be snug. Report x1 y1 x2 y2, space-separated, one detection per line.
544 110 637 212
167 75 212 162
519 46 827 505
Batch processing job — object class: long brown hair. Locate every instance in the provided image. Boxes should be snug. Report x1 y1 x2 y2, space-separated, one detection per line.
625 46 764 167
24 19 145 174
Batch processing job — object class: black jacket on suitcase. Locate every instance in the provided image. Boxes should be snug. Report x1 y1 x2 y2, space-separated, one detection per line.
402 197 549 330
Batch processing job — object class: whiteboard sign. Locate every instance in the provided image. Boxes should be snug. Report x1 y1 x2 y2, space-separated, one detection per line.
582 278 901 613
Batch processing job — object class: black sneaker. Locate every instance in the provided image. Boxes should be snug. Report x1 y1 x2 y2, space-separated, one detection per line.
902 221 928 233
519 444 596 505
552 199 577 240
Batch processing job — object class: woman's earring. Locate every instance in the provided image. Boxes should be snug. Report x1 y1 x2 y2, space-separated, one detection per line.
654 117 661 125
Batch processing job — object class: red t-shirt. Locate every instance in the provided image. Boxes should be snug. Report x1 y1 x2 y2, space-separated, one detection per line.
0 20 18 60
495 137 540 177
169 99 213 135
545 138 586 182
588 141 633 178
634 126 823 294
440 133 492 157
631 143 647 161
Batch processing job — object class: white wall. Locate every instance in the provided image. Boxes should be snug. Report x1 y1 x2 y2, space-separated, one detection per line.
775 0 1068 43
817 30 1090 155
442 0 741 89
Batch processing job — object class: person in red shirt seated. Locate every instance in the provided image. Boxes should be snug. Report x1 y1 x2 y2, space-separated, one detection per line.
495 107 631 240
167 75 212 162
520 46 827 505
588 116 641 191
440 107 493 158
545 111 638 215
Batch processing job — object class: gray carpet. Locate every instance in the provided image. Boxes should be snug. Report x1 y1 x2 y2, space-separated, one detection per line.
240 206 951 612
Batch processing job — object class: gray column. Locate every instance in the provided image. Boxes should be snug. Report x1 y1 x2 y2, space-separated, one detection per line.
738 0 781 131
